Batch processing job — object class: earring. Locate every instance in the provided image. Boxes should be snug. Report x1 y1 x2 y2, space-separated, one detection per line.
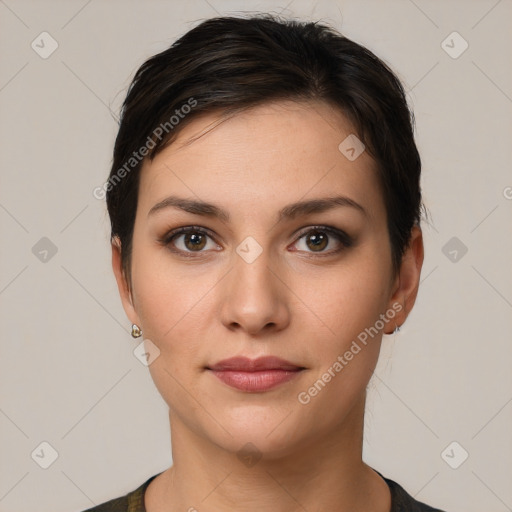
394 324 401 334
131 324 142 338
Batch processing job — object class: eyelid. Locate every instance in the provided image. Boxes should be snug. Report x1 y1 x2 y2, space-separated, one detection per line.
293 225 353 247
162 225 215 241
161 225 220 249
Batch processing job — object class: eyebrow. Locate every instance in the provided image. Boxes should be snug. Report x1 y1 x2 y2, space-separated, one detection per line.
147 194 368 223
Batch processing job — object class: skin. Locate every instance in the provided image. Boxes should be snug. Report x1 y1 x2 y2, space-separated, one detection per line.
112 99 424 512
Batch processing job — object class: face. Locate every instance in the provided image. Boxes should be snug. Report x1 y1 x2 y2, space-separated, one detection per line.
112 100 423 458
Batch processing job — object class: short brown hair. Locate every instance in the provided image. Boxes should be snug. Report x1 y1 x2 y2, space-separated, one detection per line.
106 14 423 279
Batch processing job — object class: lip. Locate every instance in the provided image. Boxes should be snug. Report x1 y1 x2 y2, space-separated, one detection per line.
206 356 305 392
208 356 303 372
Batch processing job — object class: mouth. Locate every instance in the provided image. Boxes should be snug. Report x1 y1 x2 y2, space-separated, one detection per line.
206 356 306 393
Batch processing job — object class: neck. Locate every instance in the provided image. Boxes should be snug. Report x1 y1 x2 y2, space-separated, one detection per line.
146 393 391 512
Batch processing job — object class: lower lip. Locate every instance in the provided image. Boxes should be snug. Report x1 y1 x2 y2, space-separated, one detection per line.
208 369 303 392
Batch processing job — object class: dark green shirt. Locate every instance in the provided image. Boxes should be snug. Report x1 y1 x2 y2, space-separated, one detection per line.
81 470 447 511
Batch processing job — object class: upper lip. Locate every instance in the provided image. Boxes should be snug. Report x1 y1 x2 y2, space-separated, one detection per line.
207 356 304 372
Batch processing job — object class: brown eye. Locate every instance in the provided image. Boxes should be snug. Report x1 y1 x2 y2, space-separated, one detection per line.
182 232 207 251
304 230 328 252
163 227 219 255
292 226 353 256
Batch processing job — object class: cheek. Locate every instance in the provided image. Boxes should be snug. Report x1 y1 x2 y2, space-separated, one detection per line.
132 258 215 417
127 228 230 424
292 253 391 397
290 268 389 425
131 236 201 327
293 258 391 346
133 267 214 354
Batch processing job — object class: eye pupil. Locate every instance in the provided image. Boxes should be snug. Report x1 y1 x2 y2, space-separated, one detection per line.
185 233 206 251
307 231 328 251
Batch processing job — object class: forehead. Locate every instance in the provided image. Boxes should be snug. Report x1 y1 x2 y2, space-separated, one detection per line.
138 100 384 224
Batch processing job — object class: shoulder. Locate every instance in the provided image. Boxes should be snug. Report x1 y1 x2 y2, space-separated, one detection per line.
80 495 128 512
78 473 162 512
377 471 448 512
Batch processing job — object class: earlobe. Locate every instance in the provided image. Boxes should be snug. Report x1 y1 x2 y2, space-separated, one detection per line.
111 237 140 327
384 226 424 334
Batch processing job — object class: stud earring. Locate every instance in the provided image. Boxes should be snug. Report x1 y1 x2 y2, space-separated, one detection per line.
394 324 401 334
131 324 142 338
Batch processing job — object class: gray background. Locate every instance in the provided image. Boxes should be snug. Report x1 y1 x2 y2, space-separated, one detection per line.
1 1 511 511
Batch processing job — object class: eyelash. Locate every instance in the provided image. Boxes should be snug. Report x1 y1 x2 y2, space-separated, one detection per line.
160 225 353 258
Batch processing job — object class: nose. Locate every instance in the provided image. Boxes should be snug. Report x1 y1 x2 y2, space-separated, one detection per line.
219 245 290 336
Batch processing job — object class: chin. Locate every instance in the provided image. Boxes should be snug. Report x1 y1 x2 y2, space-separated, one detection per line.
207 403 307 457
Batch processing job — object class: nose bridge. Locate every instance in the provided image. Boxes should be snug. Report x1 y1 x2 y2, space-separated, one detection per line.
232 235 277 300
220 235 289 334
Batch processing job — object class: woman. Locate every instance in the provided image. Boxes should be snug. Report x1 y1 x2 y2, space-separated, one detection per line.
85 14 447 512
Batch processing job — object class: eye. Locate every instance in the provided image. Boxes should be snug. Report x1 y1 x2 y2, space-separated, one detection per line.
160 225 353 258
291 226 353 256
161 226 220 256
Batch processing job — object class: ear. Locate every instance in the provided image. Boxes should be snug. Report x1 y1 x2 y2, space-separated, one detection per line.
384 225 424 334
111 236 141 329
